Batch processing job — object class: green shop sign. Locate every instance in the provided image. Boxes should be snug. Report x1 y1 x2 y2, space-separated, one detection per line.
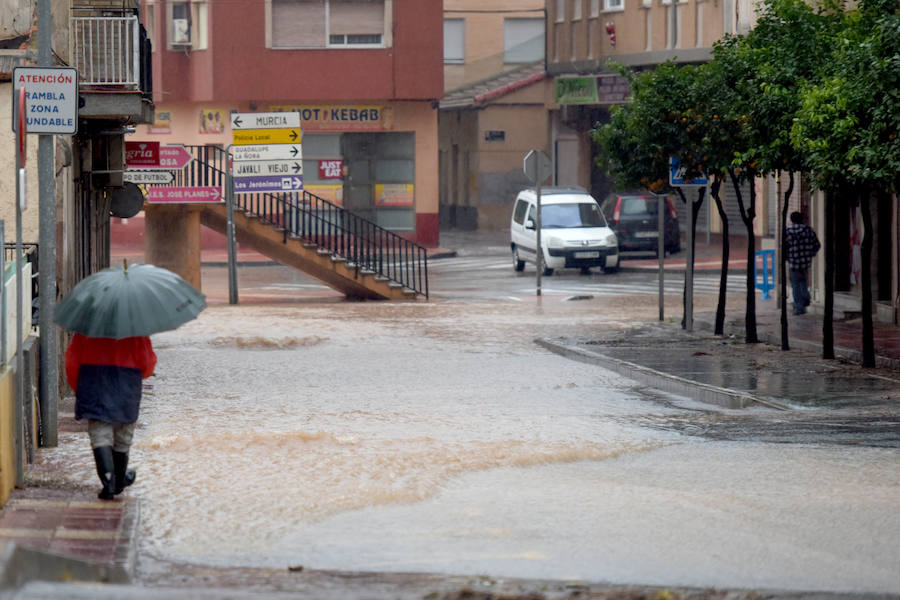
555 77 599 105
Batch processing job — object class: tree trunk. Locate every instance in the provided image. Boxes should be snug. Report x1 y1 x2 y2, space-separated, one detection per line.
780 172 794 351
679 187 705 329
860 192 875 368
676 187 688 328
823 189 835 359
728 168 758 344
712 176 729 336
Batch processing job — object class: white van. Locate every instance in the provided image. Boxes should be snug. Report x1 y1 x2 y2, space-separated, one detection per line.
510 187 619 275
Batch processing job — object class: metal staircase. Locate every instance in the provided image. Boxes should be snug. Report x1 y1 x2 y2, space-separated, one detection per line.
166 145 429 300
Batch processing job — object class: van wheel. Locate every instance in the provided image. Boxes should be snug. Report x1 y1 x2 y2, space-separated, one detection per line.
512 246 525 272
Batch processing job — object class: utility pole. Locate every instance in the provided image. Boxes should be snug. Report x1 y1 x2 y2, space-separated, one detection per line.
38 0 58 446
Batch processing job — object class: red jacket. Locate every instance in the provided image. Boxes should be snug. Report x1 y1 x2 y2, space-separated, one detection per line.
66 334 157 423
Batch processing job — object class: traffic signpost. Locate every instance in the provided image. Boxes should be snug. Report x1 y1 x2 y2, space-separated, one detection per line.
124 170 176 186
146 186 222 203
523 149 553 297
155 144 193 170
230 111 303 194
669 157 708 332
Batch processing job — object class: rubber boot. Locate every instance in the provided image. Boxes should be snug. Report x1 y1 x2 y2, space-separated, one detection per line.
113 451 136 495
93 446 117 500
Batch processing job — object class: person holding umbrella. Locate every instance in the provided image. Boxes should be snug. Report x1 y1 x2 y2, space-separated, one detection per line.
65 333 156 499
56 262 206 500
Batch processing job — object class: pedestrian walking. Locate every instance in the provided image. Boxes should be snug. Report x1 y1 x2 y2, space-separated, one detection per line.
55 261 206 501
785 211 821 315
65 333 157 499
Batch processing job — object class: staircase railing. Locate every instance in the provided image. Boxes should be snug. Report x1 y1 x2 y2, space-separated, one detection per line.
172 145 429 299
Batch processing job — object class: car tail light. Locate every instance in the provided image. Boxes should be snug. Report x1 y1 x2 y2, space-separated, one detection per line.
612 198 621 224
666 198 678 220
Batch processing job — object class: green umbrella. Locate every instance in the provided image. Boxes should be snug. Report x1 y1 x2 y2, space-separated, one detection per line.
55 262 207 339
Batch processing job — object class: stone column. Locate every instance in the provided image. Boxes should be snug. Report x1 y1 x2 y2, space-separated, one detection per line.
144 204 202 289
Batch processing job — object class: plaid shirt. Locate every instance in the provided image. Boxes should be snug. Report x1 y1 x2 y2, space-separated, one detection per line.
786 223 821 269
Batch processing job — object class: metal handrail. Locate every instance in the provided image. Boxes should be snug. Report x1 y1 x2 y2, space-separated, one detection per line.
174 145 429 299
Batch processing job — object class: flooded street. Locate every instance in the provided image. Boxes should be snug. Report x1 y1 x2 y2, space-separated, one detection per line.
39 248 900 594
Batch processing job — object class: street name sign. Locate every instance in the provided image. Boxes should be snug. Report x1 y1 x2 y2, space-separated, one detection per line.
231 144 302 162
234 159 302 177
12 66 78 134
147 186 222 203
232 128 301 145
233 175 303 194
124 170 175 185
231 111 301 130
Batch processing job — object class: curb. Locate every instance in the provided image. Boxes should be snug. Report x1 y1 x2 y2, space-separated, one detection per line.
535 338 790 411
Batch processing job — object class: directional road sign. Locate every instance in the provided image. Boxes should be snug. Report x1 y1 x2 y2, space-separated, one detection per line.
231 111 301 130
232 128 301 146
234 159 302 177
233 176 303 194
147 186 222 203
124 170 175 185
140 145 193 170
231 144 302 162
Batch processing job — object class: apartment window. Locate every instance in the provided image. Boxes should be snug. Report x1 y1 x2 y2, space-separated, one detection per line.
590 0 600 17
167 0 207 49
504 18 544 64
604 0 624 10
444 18 465 64
270 0 386 49
556 0 565 22
572 0 582 20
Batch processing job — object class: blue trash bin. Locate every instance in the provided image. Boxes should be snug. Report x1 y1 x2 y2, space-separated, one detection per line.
754 249 775 300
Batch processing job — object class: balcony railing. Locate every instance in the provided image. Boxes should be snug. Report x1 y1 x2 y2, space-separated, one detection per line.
72 14 141 88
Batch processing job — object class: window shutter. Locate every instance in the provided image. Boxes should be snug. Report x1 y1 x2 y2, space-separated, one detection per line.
329 0 384 36
272 0 326 47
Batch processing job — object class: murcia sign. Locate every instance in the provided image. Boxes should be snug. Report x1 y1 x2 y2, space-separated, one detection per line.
12 67 78 134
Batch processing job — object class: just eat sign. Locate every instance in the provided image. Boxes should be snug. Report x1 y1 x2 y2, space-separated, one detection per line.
318 159 344 179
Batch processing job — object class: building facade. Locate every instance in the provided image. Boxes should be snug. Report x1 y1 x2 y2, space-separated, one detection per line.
439 0 553 231
133 0 443 247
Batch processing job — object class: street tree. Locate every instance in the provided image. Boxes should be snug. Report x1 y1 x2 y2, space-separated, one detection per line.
791 0 900 367
592 62 708 329
735 0 839 351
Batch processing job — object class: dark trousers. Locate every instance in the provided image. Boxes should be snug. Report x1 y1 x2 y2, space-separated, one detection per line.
789 266 810 314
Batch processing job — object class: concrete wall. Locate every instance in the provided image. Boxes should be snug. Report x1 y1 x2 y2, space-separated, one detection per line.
548 0 723 70
439 79 552 231
0 83 41 243
0 366 16 506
